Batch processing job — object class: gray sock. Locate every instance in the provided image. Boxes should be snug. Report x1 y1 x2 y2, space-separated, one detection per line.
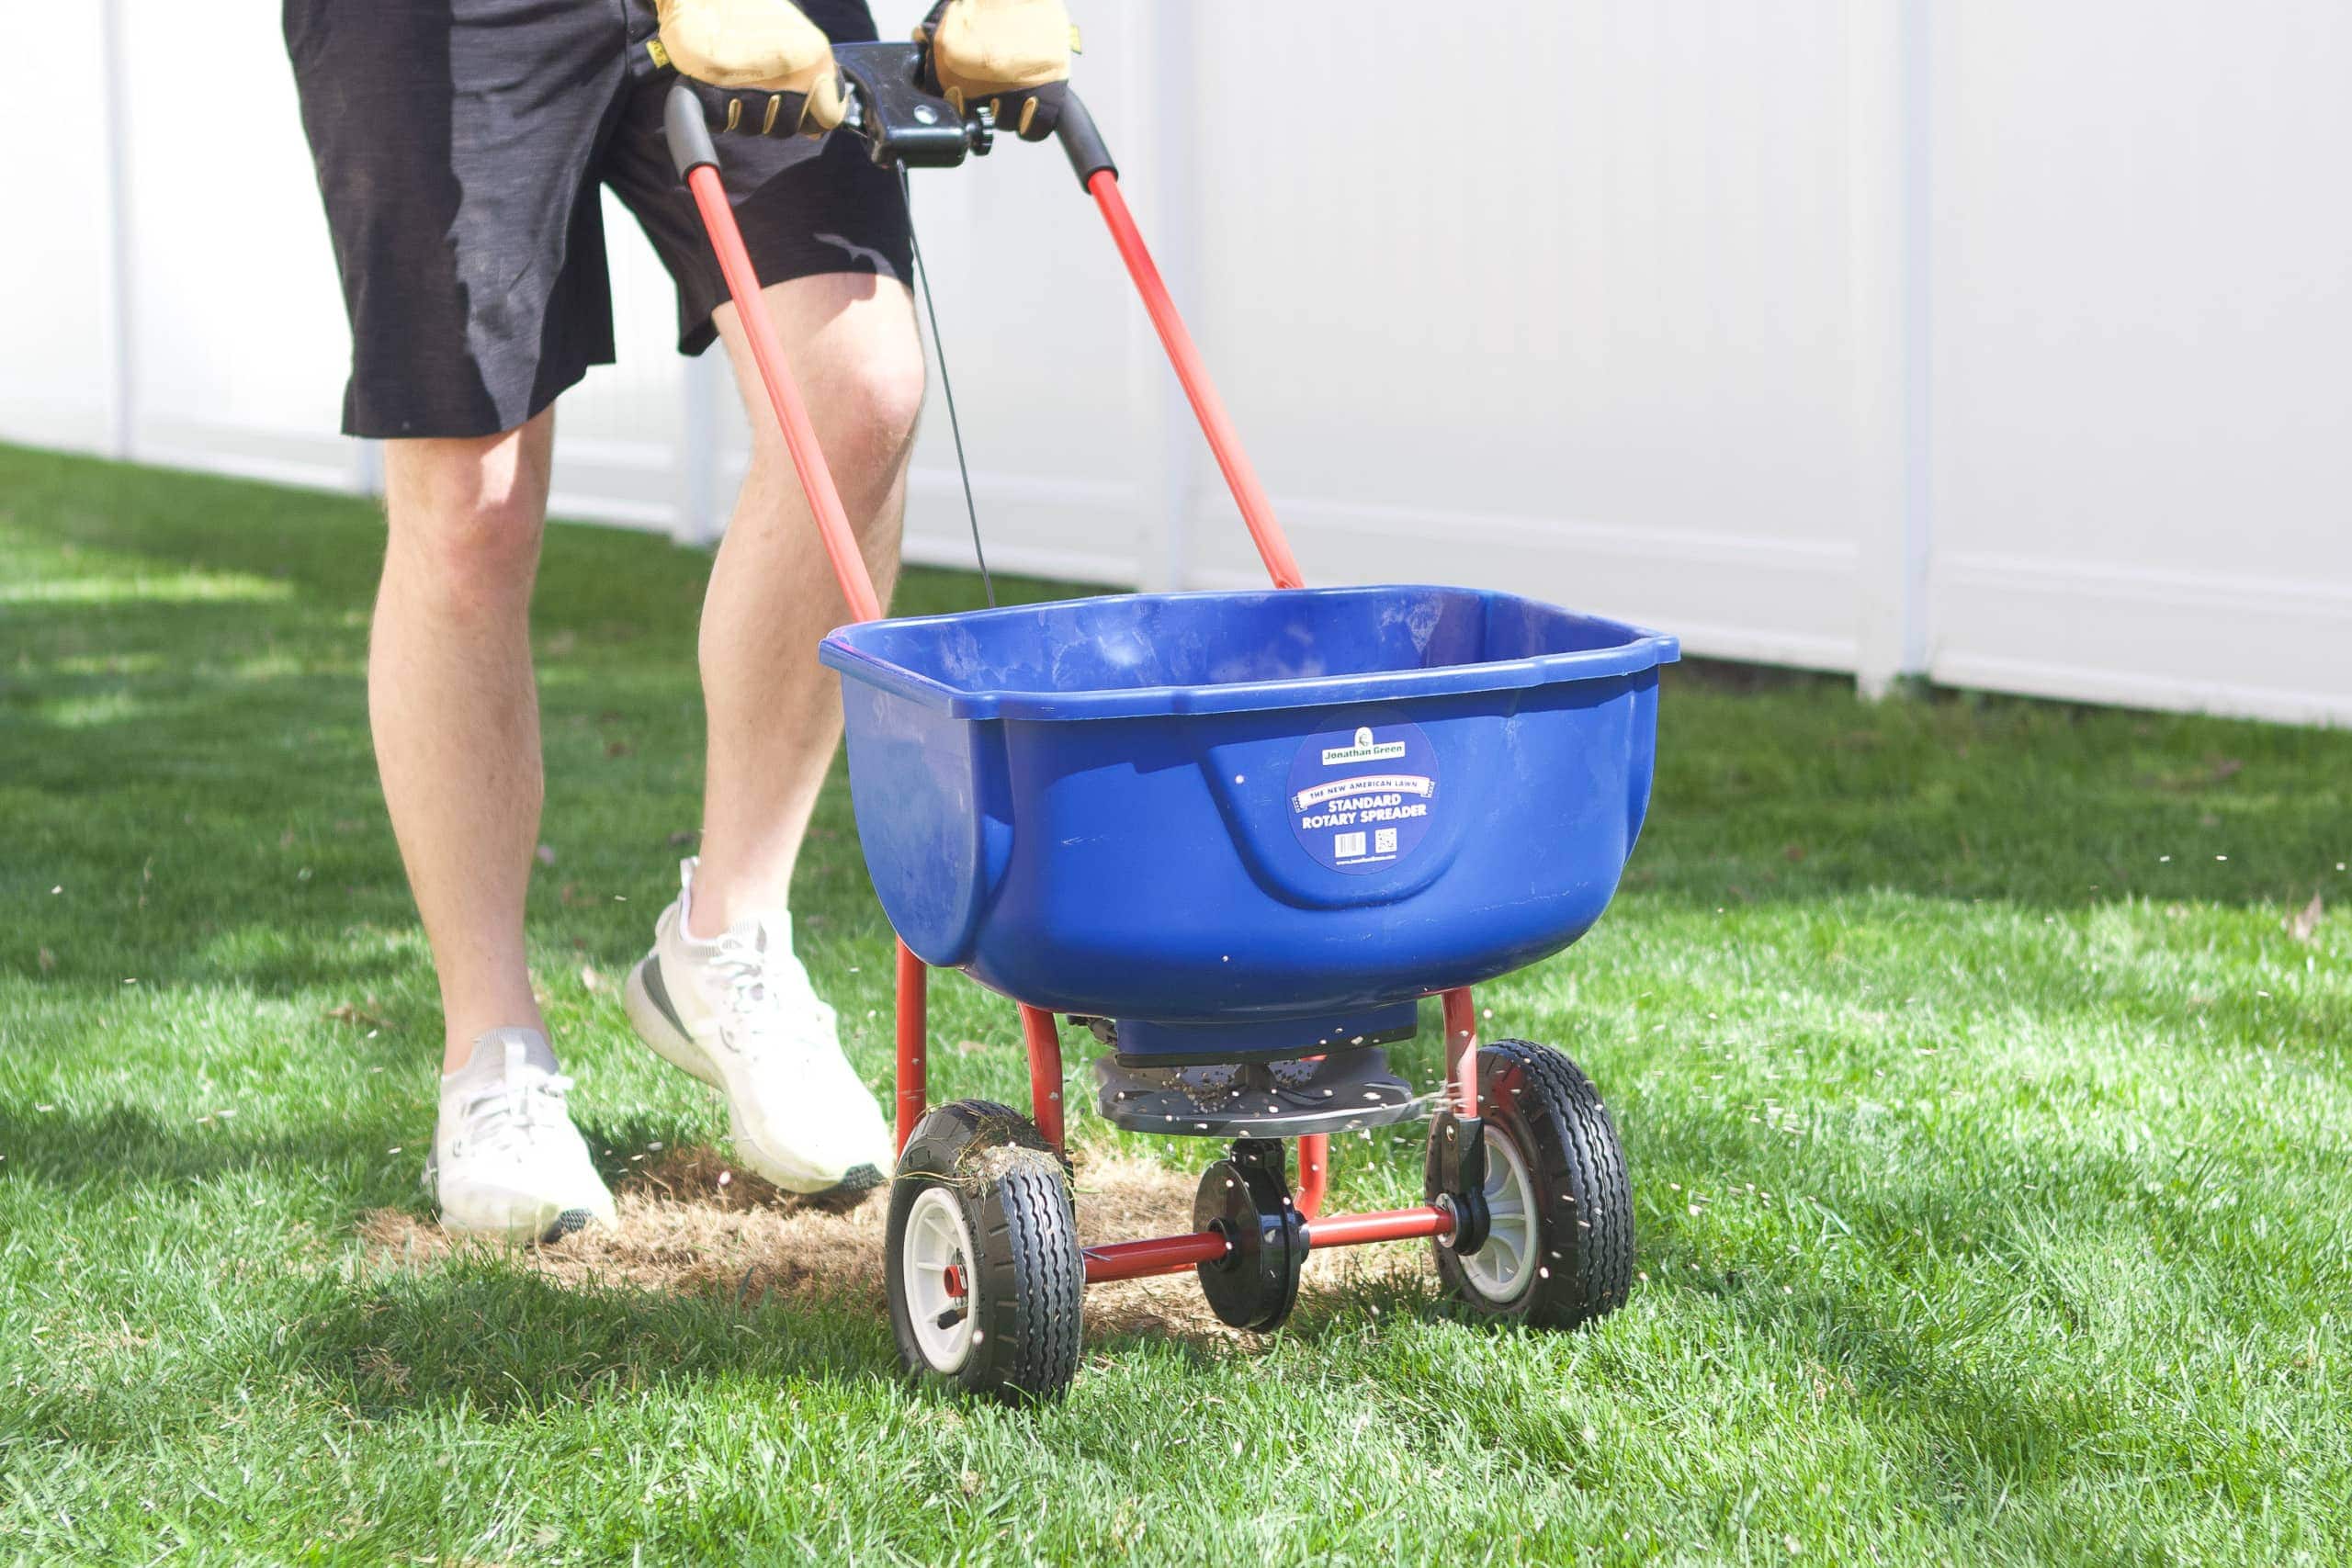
444 1027 560 1087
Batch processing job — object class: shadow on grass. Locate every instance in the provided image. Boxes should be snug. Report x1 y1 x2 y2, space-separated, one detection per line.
0 1102 411 1192
304 1266 893 1421
0 1099 703 1211
291 1241 1456 1425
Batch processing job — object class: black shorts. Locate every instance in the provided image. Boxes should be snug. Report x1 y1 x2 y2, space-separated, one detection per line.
285 0 912 439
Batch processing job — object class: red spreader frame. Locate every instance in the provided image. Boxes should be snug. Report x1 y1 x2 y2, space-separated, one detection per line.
679 133 1475 1290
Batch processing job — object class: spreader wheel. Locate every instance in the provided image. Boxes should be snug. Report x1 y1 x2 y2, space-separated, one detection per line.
886 1100 1083 1401
1424 1040 1634 1329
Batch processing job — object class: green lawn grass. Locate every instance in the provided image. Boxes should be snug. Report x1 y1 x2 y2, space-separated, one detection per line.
3 441 2347 1565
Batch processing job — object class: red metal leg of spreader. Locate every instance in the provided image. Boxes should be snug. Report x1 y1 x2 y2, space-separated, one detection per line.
1295 1134 1329 1219
894 942 929 1155
1443 986 1481 1119
1020 1005 1067 1148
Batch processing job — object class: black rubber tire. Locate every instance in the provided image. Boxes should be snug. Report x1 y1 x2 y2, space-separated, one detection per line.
886 1100 1083 1401
1424 1041 1634 1330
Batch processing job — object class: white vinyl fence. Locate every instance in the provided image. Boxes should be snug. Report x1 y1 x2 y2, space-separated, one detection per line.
6 2 2348 724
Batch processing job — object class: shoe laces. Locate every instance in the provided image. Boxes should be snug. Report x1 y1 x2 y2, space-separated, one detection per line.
457 1070 577 1156
708 925 830 1054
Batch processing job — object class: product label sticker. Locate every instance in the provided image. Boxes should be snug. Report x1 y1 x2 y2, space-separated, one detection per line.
1287 720 1439 874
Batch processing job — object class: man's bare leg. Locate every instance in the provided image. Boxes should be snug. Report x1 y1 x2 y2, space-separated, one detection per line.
617 272 922 1195
374 413 554 1072
690 273 927 935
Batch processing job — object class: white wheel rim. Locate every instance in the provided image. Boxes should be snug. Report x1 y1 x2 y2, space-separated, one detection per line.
1455 1125 1538 1303
904 1185 978 1372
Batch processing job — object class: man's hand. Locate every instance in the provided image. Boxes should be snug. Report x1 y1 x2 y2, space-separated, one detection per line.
920 0 1074 141
653 0 847 136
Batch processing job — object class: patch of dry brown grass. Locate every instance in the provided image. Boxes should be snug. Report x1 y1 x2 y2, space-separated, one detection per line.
357 1145 1426 1347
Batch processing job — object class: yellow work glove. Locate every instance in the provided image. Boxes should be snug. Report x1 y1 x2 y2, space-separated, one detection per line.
652 0 847 136
919 0 1075 141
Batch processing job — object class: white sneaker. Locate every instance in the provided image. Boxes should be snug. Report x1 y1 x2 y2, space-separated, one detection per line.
426 1029 617 1241
624 859 893 1198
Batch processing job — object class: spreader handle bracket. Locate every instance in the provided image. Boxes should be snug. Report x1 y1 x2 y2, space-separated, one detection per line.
834 40 995 168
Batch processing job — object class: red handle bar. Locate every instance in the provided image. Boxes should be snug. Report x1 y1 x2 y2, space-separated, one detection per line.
678 113 1304 619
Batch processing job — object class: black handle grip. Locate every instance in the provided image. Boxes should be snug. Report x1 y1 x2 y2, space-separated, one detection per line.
665 82 720 179
834 40 986 168
1055 90 1115 188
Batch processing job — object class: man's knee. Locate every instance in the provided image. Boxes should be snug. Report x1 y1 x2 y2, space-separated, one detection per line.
833 327 928 463
381 422 552 611
740 282 927 485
